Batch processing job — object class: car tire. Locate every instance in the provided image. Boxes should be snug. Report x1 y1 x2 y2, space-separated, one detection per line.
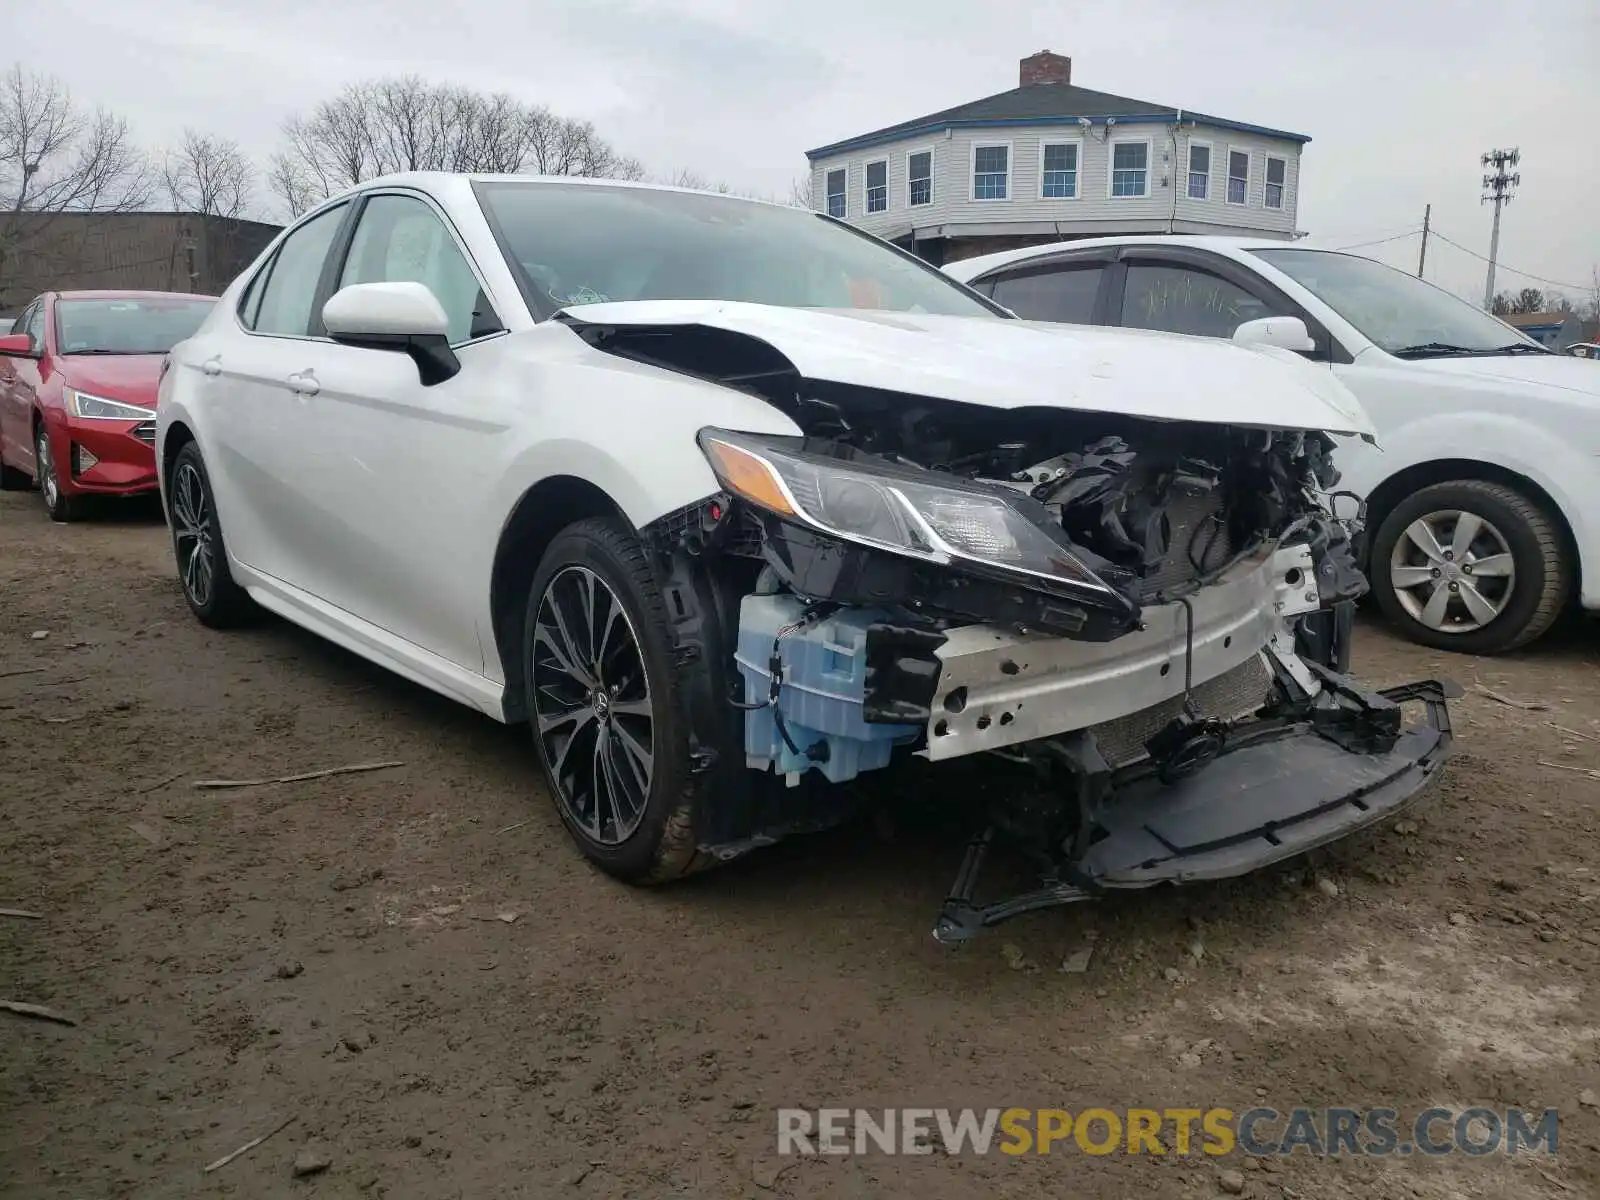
523 516 712 885
0 457 29 491
169 442 254 628
35 421 83 523
1369 479 1568 655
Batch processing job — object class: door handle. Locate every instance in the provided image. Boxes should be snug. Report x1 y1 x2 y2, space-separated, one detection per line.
201 356 222 377
287 370 320 397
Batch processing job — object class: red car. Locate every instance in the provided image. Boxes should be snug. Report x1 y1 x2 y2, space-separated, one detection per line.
0 290 216 521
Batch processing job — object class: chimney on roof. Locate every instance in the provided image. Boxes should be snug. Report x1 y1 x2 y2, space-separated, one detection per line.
1020 50 1072 87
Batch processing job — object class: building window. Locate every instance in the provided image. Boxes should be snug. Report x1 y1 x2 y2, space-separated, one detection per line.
1227 150 1250 205
1187 143 1210 200
1041 142 1079 199
1264 156 1286 209
908 151 932 207
826 168 846 218
972 144 1009 200
864 160 888 214
1110 141 1149 198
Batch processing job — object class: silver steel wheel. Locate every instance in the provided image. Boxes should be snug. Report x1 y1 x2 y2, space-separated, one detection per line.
531 565 655 846
35 426 58 510
1388 508 1516 635
171 461 216 608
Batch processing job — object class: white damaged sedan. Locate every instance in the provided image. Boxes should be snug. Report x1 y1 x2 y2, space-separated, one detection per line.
156 175 1457 940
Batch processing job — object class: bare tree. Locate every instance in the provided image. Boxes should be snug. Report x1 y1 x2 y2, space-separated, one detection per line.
657 169 782 201
264 151 320 220
155 129 265 293
1491 287 1550 316
527 112 644 180
788 174 815 210
0 64 150 303
268 77 643 215
661 168 728 193
160 128 255 219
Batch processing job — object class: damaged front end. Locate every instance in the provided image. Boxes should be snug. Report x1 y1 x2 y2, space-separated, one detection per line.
636 371 1456 942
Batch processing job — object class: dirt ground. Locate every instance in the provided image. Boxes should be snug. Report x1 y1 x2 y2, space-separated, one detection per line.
1 489 1596 1200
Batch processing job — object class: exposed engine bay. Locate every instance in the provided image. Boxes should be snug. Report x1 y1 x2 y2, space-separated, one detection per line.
597 321 1457 942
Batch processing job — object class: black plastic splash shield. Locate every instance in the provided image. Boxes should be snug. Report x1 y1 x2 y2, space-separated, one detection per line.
1083 688 1453 887
933 678 1457 942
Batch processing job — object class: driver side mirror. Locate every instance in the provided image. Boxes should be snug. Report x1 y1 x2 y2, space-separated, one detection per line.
1232 315 1316 354
0 333 37 358
322 282 460 386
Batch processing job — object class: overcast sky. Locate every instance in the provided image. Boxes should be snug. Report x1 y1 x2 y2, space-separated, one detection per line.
12 0 1598 306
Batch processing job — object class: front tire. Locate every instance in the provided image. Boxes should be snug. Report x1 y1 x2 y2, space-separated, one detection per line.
35 422 82 522
1369 479 1568 654
523 517 709 884
169 442 253 627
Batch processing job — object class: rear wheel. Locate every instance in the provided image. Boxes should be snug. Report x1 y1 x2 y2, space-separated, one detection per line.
35 422 82 522
523 517 710 884
169 442 253 627
1370 479 1568 654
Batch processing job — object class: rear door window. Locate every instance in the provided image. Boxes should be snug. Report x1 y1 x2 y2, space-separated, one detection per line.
250 202 349 337
988 264 1104 324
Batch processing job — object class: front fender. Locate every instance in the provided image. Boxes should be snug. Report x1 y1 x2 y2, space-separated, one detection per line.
154 390 215 526
472 351 804 680
1337 411 1598 605
485 359 803 533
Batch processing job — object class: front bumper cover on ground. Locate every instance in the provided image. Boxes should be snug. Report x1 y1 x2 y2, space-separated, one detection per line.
933 676 1458 943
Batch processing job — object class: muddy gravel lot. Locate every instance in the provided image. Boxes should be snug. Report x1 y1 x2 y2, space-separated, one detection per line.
1 489 1597 1200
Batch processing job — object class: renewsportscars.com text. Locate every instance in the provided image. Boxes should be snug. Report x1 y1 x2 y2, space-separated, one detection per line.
776 1106 1560 1157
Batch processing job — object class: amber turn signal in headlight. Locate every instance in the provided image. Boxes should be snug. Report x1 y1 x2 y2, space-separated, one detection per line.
698 435 797 517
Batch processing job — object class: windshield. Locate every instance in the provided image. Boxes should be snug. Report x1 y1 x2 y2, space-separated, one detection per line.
1251 249 1542 357
55 297 215 355
475 182 1000 319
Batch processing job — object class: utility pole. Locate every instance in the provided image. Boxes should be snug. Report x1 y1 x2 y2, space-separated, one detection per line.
181 221 199 291
1480 148 1520 309
1417 204 1430 278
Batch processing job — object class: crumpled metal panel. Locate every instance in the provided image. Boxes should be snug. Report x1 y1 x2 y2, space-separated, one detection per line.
923 546 1311 761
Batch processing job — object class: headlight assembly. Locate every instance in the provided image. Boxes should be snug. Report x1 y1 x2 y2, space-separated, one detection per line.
63 388 154 421
698 428 1120 599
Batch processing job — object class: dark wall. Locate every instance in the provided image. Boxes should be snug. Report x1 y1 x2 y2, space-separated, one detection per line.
942 234 1075 263
0 212 281 315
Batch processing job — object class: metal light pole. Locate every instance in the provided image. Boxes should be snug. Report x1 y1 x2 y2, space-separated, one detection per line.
1481 148 1520 310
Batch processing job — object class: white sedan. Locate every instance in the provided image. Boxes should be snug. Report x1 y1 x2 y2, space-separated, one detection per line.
946 237 1600 655
156 175 1454 940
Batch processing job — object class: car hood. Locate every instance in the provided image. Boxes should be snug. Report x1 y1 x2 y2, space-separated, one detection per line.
557 301 1377 437
1403 351 1600 398
57 355 162 409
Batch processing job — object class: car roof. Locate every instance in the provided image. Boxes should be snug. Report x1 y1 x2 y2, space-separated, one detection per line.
342 171 799 213
944 235 1314 282
55 289 218 302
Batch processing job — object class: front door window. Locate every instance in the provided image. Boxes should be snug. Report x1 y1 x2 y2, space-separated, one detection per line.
1119 263 1279 339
